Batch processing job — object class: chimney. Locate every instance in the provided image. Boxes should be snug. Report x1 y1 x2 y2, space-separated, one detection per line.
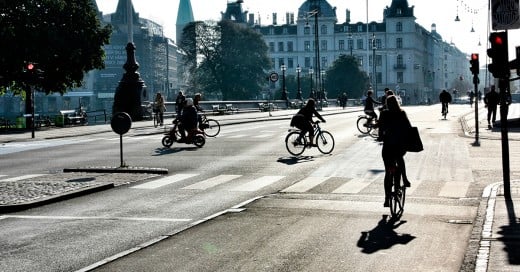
273 13 277 25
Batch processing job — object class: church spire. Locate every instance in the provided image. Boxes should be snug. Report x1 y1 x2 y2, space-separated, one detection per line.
176 0 195 44
112 0 139 25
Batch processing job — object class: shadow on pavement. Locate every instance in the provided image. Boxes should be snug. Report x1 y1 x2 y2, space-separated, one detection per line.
277 156 315 165
497 198 520 265
153 146 200 156
357 215 416 254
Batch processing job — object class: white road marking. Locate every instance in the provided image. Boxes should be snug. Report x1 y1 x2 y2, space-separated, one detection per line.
182 175 241 190
332 177 372 194
4 215 191 222
282 177 330 193
231 176 285 192
131 174 198 189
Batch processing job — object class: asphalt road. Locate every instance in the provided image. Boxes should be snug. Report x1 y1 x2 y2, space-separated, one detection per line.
0 105 503 271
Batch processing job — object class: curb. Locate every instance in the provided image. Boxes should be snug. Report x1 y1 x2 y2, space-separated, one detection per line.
0 183 114 213
63 167 168 175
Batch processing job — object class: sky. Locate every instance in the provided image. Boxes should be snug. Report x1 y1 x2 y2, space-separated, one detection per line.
96 0 519 61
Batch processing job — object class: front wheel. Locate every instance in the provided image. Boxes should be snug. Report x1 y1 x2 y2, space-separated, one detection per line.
203 119 220 137
316 131 335 154
356 116 371 134
162 135 173 147
285 131 306 156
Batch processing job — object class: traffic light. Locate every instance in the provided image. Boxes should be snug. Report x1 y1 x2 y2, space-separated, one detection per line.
27 63 34 71
469 53 479 75
487 31 509 78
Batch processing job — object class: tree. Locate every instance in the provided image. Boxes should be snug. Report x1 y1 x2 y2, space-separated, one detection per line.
0 0 111 95
324 54 369 99
180 20 271 100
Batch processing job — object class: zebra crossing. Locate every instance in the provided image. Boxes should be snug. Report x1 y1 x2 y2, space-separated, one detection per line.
129 172 471 198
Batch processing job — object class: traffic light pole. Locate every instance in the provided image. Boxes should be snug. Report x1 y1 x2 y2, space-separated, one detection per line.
498 78 511 199
472 75 480 146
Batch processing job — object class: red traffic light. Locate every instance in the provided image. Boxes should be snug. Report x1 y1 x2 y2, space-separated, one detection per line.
27 63 34 70
471 53 479 60
492 35 503 45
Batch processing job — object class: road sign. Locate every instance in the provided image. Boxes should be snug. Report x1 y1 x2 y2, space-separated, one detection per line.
492 0 520 30
269 72 279 82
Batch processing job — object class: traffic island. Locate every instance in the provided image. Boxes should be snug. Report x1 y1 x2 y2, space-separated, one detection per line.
63 166 168 175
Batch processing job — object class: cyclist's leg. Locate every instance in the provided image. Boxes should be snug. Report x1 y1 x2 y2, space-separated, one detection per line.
397 154 410 187
382 150 394 206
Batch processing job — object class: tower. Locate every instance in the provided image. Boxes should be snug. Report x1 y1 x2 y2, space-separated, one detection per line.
176 0 195 44
222 0 248 24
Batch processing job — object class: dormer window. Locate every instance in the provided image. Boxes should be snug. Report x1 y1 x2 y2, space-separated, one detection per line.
397 8 402 15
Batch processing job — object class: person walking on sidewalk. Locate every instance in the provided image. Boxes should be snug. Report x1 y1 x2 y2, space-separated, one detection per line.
154 92 166 126
378 95 412 207
484 85 500 129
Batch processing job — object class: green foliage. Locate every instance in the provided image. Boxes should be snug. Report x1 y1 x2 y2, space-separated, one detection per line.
0 0 111 96
180 20 271 100
324 54 369 99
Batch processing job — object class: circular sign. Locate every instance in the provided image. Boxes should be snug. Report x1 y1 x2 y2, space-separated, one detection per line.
111 112 132 135
269 72 279 82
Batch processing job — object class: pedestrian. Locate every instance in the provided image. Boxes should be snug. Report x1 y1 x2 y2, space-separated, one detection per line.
339 92 348 109
154 92 166 126
378 95 412 207
175 91 186 118
484 85 500 129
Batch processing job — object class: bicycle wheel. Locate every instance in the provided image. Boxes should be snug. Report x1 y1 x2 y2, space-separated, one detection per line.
203 119 220 137
389 169 406 219
316 131 335 154
193 135 205 148
356 116 371 134
285 131 306 156
369 125 379 138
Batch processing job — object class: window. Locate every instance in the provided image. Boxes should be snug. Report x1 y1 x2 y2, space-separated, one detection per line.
375 39 382 49
358 57 364 67
287 58 294 69
305 57 311 68
357 25 363 32
269 42 275 53
348 39 354 50
278 58 284 67
321 40 327 51
321 25 327 35
278 42 284 52
376 72 382 84
304 26 310 35
339 40 345 51
397 54 404 66
304 41 311 51
321 57 328 68
397 72 404 83
283 27 288 35
396 22 402 32
376 55 382 66
271 58 275 68
287 41 294 52
396 38 403 49
357 39 363 49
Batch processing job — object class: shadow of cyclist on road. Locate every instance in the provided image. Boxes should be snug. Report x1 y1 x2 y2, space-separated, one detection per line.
357 215 416 254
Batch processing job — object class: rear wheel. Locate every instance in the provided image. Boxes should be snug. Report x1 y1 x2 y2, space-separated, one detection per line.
356 116 371 134
193 135 205 148
316 131 335 154
203 119 220 137
285 131 306 156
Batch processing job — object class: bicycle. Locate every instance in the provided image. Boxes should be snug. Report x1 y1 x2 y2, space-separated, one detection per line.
285 121 335 156
356 114 379 138
387 160 406 219
198 113 220 137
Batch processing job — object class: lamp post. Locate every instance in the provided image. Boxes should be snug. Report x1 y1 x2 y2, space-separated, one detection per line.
296 65 302 101
320 69 326 109
280 64 288 108
309 67 314 99
372 33 377 94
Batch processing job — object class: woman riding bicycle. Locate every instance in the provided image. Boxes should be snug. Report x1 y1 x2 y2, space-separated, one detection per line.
378 95 411 207
364 90 381 122
290 98 326 147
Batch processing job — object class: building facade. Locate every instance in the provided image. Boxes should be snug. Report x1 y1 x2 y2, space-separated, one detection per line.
242 0 470 104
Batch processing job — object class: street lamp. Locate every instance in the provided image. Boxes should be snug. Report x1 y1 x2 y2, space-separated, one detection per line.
296 65 302 101
320 69 326 109
309 67 314 99
372 33 377 94
280 64 288 107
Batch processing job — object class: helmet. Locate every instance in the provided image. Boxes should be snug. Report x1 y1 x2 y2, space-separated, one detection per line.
185 98 194 106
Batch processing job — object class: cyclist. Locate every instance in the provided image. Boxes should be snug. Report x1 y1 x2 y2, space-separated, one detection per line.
364 90 381 122
378 95 411 207
193 93 205 129
290 98 326 147
178 98 198 143
439 89 452 116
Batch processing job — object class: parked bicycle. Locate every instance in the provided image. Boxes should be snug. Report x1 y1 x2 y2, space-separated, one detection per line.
198 113 220 137
356 114 379 138
387 159 406 219
285 121 335 156
162 121 205 148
